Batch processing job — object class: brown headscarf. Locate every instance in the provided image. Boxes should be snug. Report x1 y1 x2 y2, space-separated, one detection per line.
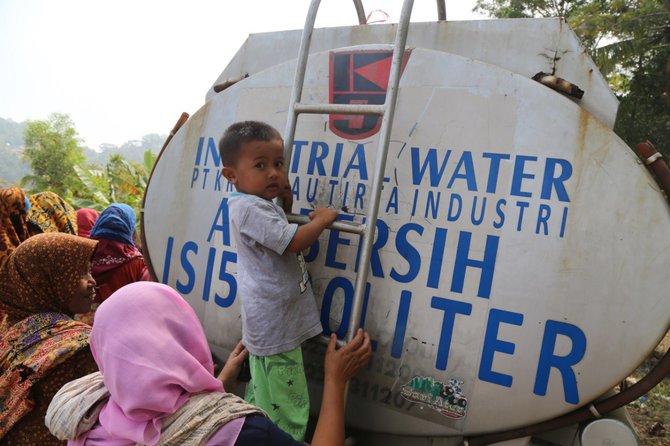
0 233 98 330
0 187 30 268
27 191 78 235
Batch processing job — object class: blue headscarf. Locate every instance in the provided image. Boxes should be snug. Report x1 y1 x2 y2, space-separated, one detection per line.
90 203 136 245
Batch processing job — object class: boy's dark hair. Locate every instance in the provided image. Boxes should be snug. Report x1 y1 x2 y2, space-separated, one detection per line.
219 121 282 167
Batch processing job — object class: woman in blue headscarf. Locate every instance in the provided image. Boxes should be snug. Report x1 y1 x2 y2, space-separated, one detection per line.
89 203 152 303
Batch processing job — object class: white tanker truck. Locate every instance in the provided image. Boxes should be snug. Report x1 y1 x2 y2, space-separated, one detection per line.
142 1 670 444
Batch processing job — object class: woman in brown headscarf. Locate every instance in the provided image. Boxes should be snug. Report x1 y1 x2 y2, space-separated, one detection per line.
27 191 78 235
0 233 99 445
0 187 30 269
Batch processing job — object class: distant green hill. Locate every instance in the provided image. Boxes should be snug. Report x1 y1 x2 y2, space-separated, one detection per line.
0 116 165 186
86 133 165 166
0 117 25 146
0 118 29 185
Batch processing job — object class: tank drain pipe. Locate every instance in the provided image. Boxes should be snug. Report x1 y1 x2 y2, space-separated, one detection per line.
637 140 670 197
462 140 670 446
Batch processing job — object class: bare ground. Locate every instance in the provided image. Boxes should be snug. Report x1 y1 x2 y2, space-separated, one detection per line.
625 333 670 446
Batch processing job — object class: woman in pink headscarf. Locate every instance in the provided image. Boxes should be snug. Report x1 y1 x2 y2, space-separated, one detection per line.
46 282 371 445
76 209 99 238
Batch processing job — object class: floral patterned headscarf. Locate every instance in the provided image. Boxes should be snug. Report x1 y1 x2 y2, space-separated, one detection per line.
27 191 78 235
0 233 98 329
0 187 30 268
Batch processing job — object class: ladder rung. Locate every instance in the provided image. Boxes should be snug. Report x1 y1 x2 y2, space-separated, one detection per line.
313 334 346 348
294 103 385 116
287 213 366 235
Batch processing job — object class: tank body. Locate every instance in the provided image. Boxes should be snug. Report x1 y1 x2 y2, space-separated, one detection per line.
143 18 669 437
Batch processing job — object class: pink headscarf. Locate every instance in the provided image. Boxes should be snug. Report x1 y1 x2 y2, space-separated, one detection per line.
72 282 224 445
76 209 99 238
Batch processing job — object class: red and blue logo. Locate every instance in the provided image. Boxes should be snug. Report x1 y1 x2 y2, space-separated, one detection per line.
329 49 411 139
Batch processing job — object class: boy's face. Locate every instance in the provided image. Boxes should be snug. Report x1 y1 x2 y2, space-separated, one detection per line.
222 138 286 201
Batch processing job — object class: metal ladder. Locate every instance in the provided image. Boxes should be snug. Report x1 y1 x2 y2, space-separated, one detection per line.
283 0 444 344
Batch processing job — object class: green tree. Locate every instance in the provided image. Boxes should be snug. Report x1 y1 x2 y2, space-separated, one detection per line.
22 113 85 197
614 46 670 156
473 0 668 65
473 0 587 20
72 150 157 212
72 150 157 238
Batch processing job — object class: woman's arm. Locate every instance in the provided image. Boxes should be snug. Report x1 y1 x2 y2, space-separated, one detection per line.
311 329 372 446
216 340 249 390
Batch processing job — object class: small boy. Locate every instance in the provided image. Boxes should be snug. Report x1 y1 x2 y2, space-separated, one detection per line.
219 121 337 441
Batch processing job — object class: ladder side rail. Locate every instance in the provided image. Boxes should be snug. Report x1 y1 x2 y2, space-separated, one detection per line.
345 0 415 343
283 0 322 164
437 0 446 21
353 0 366 24
283 0 371 162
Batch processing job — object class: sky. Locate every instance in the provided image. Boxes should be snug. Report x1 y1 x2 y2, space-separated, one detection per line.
0 0 484 150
